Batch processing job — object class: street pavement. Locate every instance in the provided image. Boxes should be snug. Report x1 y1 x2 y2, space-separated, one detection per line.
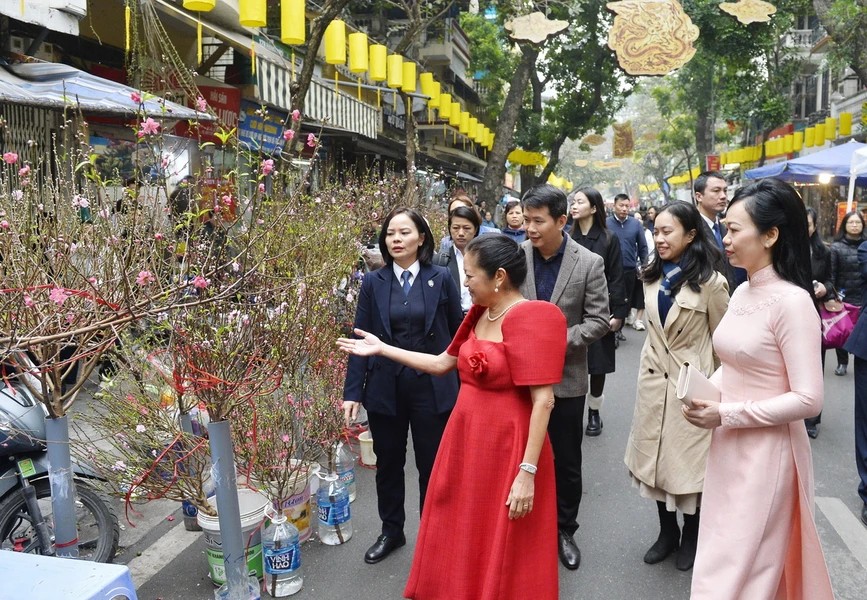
88 326 867 600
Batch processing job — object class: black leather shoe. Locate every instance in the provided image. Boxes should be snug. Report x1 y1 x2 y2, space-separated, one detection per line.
835 364 847 376
806 423 818 439
861 504 867 527
364 534 406 564
557 530 581 570
586 410 603 437
643 533 679 564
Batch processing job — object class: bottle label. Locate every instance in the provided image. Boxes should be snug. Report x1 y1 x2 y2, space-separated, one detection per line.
318 495 350 525
264 544 300 574
337 467 355 489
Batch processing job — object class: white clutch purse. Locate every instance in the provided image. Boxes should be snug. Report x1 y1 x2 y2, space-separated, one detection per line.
675 362 720 409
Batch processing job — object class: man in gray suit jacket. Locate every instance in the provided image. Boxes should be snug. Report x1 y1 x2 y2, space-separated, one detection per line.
519 184 610 570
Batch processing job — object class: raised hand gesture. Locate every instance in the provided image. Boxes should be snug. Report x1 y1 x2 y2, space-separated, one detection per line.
336 328 384 357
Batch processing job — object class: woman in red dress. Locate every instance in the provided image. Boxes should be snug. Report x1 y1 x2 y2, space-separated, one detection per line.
339 234 566 599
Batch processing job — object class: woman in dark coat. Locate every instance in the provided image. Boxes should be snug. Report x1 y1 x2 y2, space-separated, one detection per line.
342 207 463 565
805 207 833 438
569 187 628 436
831 210 866 375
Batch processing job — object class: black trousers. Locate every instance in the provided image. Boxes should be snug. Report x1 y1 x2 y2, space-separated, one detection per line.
855 357 867 505
367 369 450 538
548 394 586 536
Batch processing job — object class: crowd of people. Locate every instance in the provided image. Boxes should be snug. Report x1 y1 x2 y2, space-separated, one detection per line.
336 173 867 599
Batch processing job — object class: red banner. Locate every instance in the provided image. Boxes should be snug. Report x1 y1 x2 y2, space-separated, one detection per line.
705 154 721 171
175 86 241 144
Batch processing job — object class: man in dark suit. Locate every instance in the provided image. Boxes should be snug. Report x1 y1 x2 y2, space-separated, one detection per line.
843 240 867 527
343 208 463 564
694 171 747 292
519 185 610 569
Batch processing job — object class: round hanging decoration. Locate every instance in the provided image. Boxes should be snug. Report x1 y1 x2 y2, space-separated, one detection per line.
281 0 305 44
348 32 369 74
386 55 404 89
504 11 569 44
401 62 417 93
369 45 387 81
324 20 347 65
184 0 215 10
719 0 777 24
238 0 266 28
606 0 699 76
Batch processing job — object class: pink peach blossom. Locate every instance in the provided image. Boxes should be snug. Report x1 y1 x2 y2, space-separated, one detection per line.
260 158 275 176
49 287 70 306
306 133 316 147
191 275 209 289
283 129 295 141
2 152 18 164
195 96 207 112
130 91 142 104
137 117 160 137
23 295 34 308
0 220 8 230
18 165 30 177
291 109 301 122
136 270 155 286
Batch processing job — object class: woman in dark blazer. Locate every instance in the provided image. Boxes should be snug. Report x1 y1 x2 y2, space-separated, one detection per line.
569 187 628 436
444 205 481 317
805 207 833 438
343 207 463 565
843 240 867 527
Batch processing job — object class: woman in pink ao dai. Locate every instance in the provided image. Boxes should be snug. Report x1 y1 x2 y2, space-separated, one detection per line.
683 178 834 599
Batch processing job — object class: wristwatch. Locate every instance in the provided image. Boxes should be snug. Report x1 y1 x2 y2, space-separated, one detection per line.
519 462 537 475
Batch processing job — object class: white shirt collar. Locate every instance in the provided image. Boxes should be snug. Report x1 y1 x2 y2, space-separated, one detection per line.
699 212 718 229
392 260 420 284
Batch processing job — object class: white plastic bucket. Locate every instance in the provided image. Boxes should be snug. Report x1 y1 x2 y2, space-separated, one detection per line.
358 430 376 466
197 488 268 586
274 463 315 542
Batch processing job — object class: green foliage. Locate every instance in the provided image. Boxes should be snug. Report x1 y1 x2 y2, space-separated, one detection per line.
459 12 515 120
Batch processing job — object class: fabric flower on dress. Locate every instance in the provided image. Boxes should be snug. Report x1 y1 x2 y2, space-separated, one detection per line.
467 351 488 377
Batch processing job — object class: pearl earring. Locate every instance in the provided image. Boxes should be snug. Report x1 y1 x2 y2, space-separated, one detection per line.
494 286 500 292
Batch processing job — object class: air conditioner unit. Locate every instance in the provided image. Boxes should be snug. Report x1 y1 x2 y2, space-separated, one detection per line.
49 0 87 18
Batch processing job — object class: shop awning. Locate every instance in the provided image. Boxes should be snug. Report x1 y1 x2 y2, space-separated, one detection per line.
0 60 213 121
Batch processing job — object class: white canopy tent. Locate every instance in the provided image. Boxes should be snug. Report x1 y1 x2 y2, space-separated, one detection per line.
848 145 867 211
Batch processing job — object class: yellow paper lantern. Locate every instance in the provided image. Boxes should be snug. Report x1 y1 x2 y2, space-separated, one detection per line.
386 55 403 89
476 125 487 145
401 62 417 93
764 139 773 156
184 0 215 10
793 131 803 151
428 82 441 109
281 0 305 45
324 20 346 65
348 33 368 74
825 117 836 139
419 73 435 97
239 0 266 27
784 134 793 154
459 112 469 134
805 127 815 147
815 122 826 145
468 117 478 140
438 93 452 119
449 102 461 127
487 132 495 149
840 112 853 136
369 45 387 82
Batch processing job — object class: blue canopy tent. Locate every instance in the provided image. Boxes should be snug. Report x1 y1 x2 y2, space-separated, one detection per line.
744 140 867 187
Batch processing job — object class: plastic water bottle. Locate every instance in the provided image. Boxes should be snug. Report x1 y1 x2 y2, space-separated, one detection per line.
334 442 357 502
262 512 303 597
317 472 352 545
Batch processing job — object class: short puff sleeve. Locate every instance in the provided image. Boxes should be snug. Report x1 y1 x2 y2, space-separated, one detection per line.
502 301 566 386
446 305 485 357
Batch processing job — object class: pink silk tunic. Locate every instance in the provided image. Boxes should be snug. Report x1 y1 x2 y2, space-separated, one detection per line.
691 266 834 600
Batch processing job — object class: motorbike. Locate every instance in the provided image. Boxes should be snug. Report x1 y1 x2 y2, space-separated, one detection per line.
0 362 120 562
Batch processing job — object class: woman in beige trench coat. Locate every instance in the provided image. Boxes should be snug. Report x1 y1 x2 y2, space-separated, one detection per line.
624 201 729 571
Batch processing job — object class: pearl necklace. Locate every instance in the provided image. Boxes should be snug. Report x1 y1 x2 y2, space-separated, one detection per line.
486 299 526 322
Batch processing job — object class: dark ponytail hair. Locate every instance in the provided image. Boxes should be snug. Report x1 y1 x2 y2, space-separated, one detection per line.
805 207 829 261
728 178 813 298
465 234 528 288
641 201 721 295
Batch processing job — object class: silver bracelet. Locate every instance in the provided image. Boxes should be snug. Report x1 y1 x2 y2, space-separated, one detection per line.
519 462 537 475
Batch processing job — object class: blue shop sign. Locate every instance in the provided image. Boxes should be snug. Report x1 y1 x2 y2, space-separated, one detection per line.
237 99 287 154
